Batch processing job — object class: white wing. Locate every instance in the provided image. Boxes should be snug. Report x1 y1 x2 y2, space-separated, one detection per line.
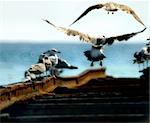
43 19 97 44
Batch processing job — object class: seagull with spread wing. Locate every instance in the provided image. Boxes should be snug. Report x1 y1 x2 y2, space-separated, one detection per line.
43 19 146 66
43 19 146 46
69 2 146 27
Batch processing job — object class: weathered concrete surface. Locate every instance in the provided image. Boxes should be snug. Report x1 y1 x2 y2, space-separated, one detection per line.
0 68 106 110
1 75 149 122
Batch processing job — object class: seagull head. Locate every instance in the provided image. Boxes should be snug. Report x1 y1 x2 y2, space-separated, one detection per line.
51 48 61 54
146 41 150 46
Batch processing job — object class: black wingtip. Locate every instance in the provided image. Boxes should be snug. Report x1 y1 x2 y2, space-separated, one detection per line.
69 66 78 69
141 27 146 32
42 18 48 23
69 22 75 27
42 19 56 27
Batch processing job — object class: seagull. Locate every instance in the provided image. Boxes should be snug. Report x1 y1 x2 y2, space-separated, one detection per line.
38 48 77 77
69 2 146 27
38 48 61 63
141 45 150 67
43 19 146 46
38 48 61 77
133 44 150 70
24 57 52 83
46 50 78 76
133 51 145 70
84 45 106 66
29 56 52 77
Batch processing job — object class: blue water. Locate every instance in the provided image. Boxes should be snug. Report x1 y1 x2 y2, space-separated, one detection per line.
0 42 146 85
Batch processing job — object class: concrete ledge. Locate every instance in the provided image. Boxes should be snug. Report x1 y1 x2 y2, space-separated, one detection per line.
0 67 106 110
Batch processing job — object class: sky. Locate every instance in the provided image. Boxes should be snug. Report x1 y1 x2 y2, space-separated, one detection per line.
0 0 149 43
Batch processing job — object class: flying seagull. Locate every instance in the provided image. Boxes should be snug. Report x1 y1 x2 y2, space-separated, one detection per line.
43 19 146 46
69 2 146 27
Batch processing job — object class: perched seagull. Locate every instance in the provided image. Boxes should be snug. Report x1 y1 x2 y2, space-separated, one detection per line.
133 51 145 70
38 48 61 63
29 57 52 77
133 44 150 69
24 57 52 82
38 48 61 77
69 2 146 27
29 62 51 76
47 50 78 76
141 45 150 66
84 45 106 66
38 48 77 76
43 19 146 46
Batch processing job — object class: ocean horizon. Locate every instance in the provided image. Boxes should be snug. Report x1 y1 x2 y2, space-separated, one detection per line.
0 41 147 85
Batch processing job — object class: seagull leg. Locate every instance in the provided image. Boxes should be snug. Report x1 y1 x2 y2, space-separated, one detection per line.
90 61 94 66
51 67 57 78
31 79 36 90
100 61 103 67
107 11 109 14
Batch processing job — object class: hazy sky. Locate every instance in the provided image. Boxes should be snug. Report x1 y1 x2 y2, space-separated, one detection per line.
0 0 149 43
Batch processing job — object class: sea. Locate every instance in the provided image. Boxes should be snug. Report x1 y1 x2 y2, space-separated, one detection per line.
0 41 147 85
